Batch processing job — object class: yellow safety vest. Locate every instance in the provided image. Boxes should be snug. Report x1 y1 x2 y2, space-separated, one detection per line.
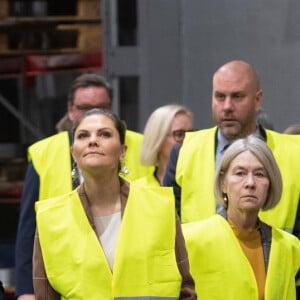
120 130 154 182
36 183 182 300
176 128 216 222
259 130 300 232
29 131 72 200
182 215 300 300
29 130 152 201
133 170 160 187
177 127 300 233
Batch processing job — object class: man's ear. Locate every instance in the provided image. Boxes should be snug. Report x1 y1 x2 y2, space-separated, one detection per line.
255 89 263 112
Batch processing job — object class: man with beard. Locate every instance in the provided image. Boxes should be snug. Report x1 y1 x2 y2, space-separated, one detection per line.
164 60 300 241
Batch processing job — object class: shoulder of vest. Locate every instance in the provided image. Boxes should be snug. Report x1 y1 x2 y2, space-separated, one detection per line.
132 173 160 187
28 131 70 161
184 127 216 143
125 129 143 138
30 131 69 150
266 129 300 152
36 189 77 210
271 225 300 242
180 127 217 156
131 180 172 191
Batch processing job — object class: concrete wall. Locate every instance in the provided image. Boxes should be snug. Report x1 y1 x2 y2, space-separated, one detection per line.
103 0 300 132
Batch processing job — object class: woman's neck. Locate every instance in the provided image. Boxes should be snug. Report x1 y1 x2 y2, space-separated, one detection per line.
155 165 165 185
82 175 121 217
227 209 259 231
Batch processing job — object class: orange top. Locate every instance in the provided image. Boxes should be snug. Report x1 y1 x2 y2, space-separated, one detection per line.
229 219 266 300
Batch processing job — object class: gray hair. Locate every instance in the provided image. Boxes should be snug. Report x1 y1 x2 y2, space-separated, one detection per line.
214 135 282 210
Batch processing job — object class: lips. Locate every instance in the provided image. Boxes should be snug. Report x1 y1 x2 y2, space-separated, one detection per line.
84 152 103 157
241 195 257 200
222 118 236 123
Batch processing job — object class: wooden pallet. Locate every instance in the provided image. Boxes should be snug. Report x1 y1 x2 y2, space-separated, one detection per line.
77 0 101 18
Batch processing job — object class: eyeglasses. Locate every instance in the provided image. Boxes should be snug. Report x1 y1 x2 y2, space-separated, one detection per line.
169 129 192 143
73 103 111 111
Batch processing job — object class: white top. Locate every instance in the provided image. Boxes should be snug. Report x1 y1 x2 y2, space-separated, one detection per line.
94 211 121 270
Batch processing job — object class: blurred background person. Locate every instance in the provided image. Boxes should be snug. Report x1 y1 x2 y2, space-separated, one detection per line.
256 108 274 130
138 104 193 186
183 135 300 299
33 108 196 300
283 124 300 135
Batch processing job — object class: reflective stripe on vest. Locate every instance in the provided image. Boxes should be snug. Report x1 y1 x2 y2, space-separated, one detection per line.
36 184 181 299
133 171 160 187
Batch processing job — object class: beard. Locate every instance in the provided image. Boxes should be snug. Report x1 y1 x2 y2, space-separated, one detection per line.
219 122 243 140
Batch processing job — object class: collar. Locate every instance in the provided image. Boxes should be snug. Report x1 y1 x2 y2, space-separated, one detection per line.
216 129 231 153
216 123 267 151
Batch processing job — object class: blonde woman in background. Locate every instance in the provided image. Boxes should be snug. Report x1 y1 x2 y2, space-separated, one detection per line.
138 104 193 186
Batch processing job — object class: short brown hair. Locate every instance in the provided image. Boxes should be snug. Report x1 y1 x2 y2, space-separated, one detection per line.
68 73 113 105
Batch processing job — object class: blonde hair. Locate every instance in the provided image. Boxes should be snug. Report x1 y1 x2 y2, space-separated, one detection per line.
140 104 193 166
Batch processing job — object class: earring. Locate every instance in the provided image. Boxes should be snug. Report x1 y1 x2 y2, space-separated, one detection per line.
223 194 228 203
71 161 79 181
119 160 129 176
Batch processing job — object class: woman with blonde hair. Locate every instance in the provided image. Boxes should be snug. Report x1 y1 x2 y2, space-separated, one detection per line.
139 104 193 185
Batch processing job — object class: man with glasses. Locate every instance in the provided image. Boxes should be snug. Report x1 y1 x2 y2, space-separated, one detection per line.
15 73 151 300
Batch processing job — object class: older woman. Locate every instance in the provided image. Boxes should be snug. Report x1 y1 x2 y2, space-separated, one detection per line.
33 108 196 300
183 135 300 300
139 104 193 186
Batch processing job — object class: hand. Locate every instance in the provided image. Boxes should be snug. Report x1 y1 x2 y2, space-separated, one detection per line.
17 295 35 300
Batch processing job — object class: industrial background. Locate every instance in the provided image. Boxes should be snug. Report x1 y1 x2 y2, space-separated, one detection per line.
0 0 300 298
103 0 300 133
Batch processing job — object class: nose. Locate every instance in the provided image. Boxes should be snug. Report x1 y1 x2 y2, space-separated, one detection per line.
244 174 255 188
223 97 234 111
88 133 99 146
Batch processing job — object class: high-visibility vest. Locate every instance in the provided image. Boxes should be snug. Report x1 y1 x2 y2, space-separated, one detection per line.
133 170 160 187
29 131 73 200
36 183 182 300
120 129 155 182
177 127 300 234
182 215 300 300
